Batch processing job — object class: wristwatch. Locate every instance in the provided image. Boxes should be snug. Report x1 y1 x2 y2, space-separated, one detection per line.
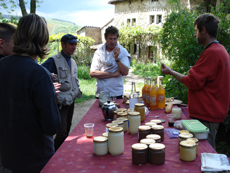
116 58 121 62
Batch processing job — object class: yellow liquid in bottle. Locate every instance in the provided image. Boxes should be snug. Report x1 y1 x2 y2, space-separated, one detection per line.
157 85 165 109
150 84 158 110
142 84 147 105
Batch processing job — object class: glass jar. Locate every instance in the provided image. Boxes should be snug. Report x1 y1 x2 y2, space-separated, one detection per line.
117 112 128 119
125 101 129 109
180 140 196 162
152 125 164 141
186 138 199 155
146 134 161 143
150 119 162 125
132 143 148 165
106 123 118 133
127 108 134 113
178 133 193 146
135 103 145 122
108 127 124 155
128 111 141 134
102 132 108 138
179 130 190 134
112 120 124 130
117 108 127 113
138 126 151 141
93 136 108 156
145 122 157 127
149 143 165 165
117 117 128 132
140 138 155 147
172 107 182 119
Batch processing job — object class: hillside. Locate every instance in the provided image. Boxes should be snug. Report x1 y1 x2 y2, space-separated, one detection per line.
47 19 81 35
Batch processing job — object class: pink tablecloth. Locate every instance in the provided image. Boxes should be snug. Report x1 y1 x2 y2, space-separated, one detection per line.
41 100 216 173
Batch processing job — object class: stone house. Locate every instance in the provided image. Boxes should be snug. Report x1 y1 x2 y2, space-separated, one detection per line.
77 0 221 62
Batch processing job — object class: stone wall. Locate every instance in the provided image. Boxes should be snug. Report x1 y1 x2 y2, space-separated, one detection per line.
77 26 101 45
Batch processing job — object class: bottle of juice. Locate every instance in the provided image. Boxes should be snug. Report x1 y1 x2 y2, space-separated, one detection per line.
142 77 147 105
145 77 151 109
157 77 165 109
150 77 158 110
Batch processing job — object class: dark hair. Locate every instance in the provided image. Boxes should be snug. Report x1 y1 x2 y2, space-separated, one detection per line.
194 13 220 38
104 26 119 39
13 14 49 59
0 23 16 43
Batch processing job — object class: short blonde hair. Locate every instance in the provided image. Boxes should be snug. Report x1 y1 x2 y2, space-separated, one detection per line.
13 14 49 59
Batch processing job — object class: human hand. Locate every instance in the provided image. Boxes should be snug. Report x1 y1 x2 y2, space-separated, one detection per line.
53 82 61 93
52 73 57 81
113 46 120 60
161 62 172 75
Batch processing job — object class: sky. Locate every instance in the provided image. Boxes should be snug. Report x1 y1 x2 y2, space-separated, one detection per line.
5 0 115 27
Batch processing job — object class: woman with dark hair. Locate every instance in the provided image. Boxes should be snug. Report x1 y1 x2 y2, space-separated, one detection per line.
0 14 60 173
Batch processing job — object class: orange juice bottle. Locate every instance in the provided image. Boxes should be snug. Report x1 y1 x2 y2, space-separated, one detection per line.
157 77 165 109
145 77 151 109
142 77 147 105
150 77 158 110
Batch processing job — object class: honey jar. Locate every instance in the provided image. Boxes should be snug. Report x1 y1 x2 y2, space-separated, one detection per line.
145 122 157 127
112 120 124 130
186 138 199 155
140 138 155 146
178 133 193 146
134 103 145 122
106 123 118 132
128 111 141 134
150 119 162 125
149 143 165 165
93 136 108 156
132 143 148 165
179 130 189 134
108 127 124 155
138 126 151 141
117 117 128 132
180 140 196 162
151 125 164 141
117 112 128 119
146 134 161 143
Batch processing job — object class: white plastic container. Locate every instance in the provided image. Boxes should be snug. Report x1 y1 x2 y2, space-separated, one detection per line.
93 136 108 156
181 120 209 140
108 127 124 155
128 111 141 134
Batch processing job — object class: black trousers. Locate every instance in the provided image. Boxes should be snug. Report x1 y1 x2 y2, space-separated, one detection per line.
54 102 75 151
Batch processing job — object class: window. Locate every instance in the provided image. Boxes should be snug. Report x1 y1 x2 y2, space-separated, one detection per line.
156 15 162 24
127 19 130 26
150 15 155 24
132 18 136 26
152 0 159 2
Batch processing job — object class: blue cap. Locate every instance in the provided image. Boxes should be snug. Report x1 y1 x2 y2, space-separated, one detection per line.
61 34 79 43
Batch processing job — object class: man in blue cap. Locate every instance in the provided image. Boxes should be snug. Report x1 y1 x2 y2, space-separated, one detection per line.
42 34 82 151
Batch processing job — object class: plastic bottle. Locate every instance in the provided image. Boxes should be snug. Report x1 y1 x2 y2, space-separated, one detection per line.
157 77 165 109
150 77 158 110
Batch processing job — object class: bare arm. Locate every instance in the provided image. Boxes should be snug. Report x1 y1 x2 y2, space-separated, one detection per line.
113 46 129 76
90 70 122 79
161 62 184 83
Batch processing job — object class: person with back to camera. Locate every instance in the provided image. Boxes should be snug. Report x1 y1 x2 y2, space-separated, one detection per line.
42 34 82 151
90 26 131 99
161 14 230 149
0 14 60 173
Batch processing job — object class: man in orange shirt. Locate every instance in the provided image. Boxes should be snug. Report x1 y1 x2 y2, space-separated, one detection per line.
161 14 230 149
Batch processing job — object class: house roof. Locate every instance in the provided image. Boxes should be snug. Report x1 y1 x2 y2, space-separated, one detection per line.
76 26 100 33
108 0 127 5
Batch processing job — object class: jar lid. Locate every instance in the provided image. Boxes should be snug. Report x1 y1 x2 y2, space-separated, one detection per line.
114 110 118 114
150 119 162 124
109 126 123 132
102 132 108 138
145 122 157 126
117 108 127 112
140 138 155 145
106 123 118 128
146 134 161 140
117 117 128 122
149 143 165 150
152 125 164 130
186 138 198 143
180 140 196 147
128 108 134 112
93 136 108 143
179 130 189 134
132 143 148 150
179 133 193 139
117 112 128 116
128 111 140 116
138 125 151 131
112 120 124 125
135 103 144 107
126 101 129 105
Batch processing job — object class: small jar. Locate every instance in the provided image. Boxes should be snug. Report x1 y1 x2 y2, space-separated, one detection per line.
150 119 162 125
117 108 127 113
152 125 164 141
180 140 196 162
140 138 155 147
106 123 118 133
178 133 193 146
146 134 161 143
138 126 151 141
128 111 141 134
112 120 124 130
145 122 157 127
132 143 148 165
117 112 128 119
125 101 129 109
149 143 165 165
186 138 199 155
179 130 189 134
102 132 108 138
117 117 128 132
113 111 118 120
135 103 145 122
93 136 108 156
127 108 134 113
108 127 124 155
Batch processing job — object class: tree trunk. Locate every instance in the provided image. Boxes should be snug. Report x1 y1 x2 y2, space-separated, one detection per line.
30 0 36 14
19 0 28 16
